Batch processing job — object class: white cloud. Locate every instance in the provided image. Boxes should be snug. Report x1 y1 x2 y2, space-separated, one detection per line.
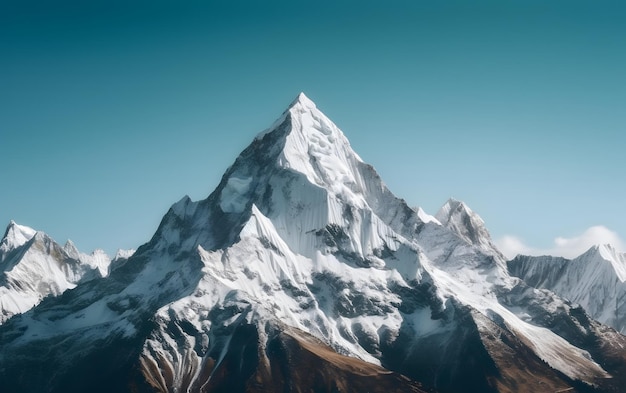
495 225 625 260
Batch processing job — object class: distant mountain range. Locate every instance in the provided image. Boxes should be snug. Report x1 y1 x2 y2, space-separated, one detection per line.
1 93 625 393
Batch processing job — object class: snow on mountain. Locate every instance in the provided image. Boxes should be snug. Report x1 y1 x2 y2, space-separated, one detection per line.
0 220 36 257
435 197 495 250
1 93 626 393
414 206 441 225
62 239 112 277
509 243 626 334
113 248 136 262
0 221 113 324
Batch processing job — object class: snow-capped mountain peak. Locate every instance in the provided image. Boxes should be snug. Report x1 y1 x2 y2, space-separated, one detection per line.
435 197 492 247
509 243 626 334
289 91 317 110
278 92 365 192
0 220 36 259
0 222 113 324
213 93 426 259
63 239 80 259
61 239 111 277
227 91 356 210
435 198 473 225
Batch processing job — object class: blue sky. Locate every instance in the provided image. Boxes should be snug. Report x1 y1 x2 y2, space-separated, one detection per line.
1 1 625 258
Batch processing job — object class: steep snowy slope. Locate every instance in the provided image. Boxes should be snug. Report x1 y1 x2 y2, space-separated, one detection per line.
0 221 116 324
2 93 626 393
509 244 626 334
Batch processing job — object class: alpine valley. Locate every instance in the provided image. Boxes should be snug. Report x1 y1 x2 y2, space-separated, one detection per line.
1 94 626 393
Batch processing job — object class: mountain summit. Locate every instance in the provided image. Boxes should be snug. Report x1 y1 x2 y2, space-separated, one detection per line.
1 94 626 393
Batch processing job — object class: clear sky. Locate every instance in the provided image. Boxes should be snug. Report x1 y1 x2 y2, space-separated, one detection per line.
1 1 625 258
